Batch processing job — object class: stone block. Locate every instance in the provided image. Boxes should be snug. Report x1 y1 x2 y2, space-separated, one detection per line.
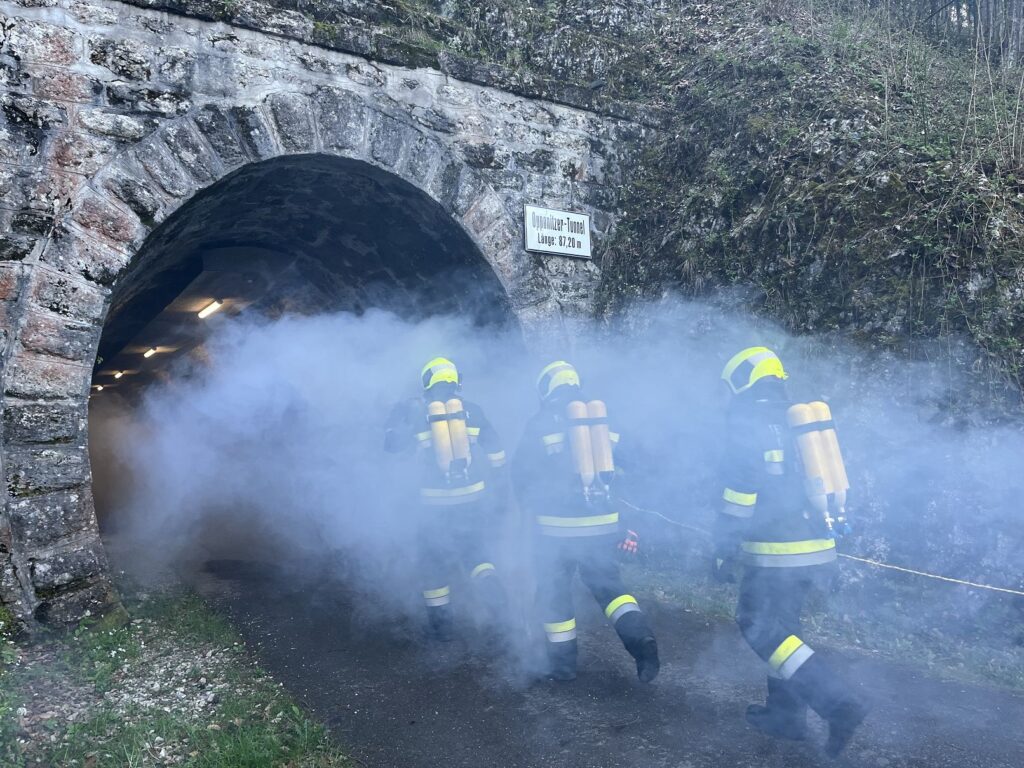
49 129 117 176
3 351 89 400
314 87 368 153
0 263 24 301
156 47 197 86
71 192 144 248
19 309 97 362
133 139 193 199
193 104 247 169
6 445 89 499
404 134 443 186
369 113 410 168
88 36 152 80
161 121 217 183
230 105 277 160
32 577 118 627
107 83 189 116
6 19 80 66
28 266 109 322
462 189 508 238
448 168 486 218
30 541 105 595
267 92 316 154
0 165 80 216
40 224 132 287
100 161 162 227
2 401 84 445
33 69 101 103
0 233 36 261
77 108 156 141
69 3 119 25
7 489 92 550
10 209 52 236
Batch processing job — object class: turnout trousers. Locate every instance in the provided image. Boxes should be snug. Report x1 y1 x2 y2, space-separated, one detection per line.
418 502 507 638
534 533 656 679
736 564 867 755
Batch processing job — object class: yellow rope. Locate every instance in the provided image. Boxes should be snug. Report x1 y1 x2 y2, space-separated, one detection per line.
619 500 1024 598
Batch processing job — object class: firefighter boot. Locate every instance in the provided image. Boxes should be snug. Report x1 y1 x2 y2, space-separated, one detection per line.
426 605 455 642
616 611 660 683
790 654 869 758
746 677 808 741
547 638 578 681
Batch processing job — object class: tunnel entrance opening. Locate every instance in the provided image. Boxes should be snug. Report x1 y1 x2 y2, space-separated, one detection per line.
88 153 517 559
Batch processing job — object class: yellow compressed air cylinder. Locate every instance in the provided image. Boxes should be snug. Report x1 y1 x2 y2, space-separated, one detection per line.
810 401 849 509
566 400 596 487
587 400 614 476
428 400 453 473
446 398 471 467
787 403 830 515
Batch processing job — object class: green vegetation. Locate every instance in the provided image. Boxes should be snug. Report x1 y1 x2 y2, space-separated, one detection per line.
598 0 1024 413
0 586 351 768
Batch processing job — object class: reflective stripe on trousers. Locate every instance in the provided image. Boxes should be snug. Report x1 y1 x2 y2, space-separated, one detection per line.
741 539 837 567
768 634 815 679
419 481 486 506
543 618 577 643
604 594 640 623
722 487 756 518
470 562 496 579
422 586 451 607
536 513 619 537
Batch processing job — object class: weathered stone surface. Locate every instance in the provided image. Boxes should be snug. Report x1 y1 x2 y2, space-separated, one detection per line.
2 402 84 445
30 540 105 594
192 104 247 169
4 351 89 400
6 445 89 498
267 92 316 153
19 309 97 361
28 265 109 321
0 233 36 260
40 224 132 286
315 87 368 153
33 577 117 626
0 0 631 631
8 490 93 556
71 192 144 247
230 105 277 160
88 36 153 79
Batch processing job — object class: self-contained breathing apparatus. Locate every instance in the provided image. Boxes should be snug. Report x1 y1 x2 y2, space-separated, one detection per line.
787 401 850 536
565 399 616 503
428 398 472 484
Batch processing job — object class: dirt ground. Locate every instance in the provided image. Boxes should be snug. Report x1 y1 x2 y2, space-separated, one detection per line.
192 560 1024 768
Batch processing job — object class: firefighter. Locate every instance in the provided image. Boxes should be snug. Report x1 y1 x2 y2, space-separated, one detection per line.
384 357 509 641
712 346 868 758
512 360 659 682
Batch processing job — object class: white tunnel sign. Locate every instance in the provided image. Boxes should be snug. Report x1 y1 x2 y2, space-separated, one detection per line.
524 205 592 259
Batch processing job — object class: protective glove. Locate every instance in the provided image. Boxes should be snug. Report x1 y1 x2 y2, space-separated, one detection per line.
617 529 640 556
711 546 738 584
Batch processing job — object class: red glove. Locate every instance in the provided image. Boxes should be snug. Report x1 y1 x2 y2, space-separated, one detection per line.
618 529 639 555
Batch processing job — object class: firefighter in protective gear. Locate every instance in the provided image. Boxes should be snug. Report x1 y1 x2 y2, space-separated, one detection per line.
714 347 868 758
512 361 660 682
384 357 509 642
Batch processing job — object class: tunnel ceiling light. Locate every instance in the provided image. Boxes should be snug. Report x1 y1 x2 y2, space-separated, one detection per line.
113 371 123 379
198 300 223 319
144 347 157 358
94 384 104 391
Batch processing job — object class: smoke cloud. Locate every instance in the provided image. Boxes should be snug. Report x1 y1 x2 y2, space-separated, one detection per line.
89 296 1024 670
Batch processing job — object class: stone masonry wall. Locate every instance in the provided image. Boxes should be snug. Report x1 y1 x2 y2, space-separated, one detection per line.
0 0 654 629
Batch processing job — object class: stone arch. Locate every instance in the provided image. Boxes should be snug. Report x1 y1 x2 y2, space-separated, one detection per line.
0 87 552 628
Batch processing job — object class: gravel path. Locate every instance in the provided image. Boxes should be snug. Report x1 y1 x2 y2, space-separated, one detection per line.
194 560 1024 768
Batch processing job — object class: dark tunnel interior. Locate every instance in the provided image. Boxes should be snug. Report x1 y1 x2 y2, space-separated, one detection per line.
88 154 517 532
92 154 514 398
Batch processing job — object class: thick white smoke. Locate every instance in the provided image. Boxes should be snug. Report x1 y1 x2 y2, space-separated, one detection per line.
89 297 1024 654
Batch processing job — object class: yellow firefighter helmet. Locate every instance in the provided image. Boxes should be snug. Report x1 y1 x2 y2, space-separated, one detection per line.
721 347 788 395
537 360 581 401
421 357 459 391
